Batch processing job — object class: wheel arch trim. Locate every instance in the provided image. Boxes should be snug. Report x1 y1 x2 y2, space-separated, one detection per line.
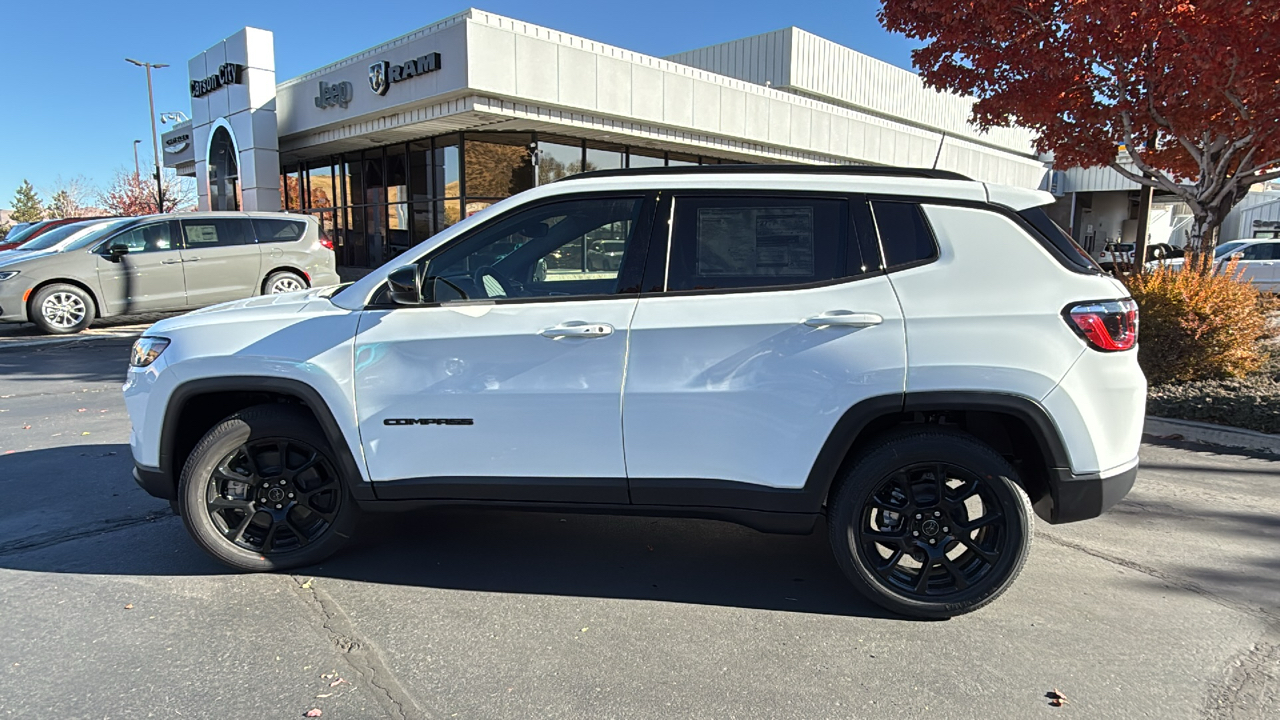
158 376 374 501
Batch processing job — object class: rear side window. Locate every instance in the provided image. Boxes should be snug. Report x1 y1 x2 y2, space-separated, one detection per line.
252 218 307 243
1241 243 1280 260
666 196 851 292
1017 206 1100 272
182 219 250 247
871 201 937 269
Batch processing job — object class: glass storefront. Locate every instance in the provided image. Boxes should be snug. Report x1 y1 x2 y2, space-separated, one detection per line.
282 131 737 268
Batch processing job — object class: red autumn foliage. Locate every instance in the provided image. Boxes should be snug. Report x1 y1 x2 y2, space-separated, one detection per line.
99 170 194 216
880 0 1280 252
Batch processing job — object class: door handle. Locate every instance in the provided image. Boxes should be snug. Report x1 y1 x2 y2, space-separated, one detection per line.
161 259 182 265
804 311 884 328
540 322 615 339
185 256 201 262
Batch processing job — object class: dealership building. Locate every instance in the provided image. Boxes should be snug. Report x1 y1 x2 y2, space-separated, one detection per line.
162 8 1047 268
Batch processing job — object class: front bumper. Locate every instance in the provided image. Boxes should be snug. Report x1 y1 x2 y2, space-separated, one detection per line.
133 462 175 500
1046 463 1138 523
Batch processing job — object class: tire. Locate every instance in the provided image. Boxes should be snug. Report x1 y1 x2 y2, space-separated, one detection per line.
29 283 94 334
827 429 1034 619
264 271 308 295
178 404 359 571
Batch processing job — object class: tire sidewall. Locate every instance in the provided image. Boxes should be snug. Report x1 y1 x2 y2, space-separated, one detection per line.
265 272 306 295
829 431 1033 618
30 284 93 334
179 406 356 571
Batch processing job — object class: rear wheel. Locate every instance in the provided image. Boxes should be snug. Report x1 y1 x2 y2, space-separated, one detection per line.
264 271 307 295
29 283 94 334
828 430 1033 618
178 404 358 571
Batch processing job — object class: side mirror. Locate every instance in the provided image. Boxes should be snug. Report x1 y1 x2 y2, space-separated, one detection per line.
108 243 129 261
1230 252 1245 261
386 264 422 306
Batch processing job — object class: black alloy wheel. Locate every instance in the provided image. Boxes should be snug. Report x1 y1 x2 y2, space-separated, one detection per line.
204 438 343 555
828 430 1033 618
179 404 358 571
856 462 1007 598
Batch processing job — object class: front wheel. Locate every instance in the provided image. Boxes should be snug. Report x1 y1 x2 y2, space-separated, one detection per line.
178 404 359 571
29 283 94 334
828 430 1033 618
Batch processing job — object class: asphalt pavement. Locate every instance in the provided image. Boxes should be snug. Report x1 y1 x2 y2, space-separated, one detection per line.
0 339 1276 719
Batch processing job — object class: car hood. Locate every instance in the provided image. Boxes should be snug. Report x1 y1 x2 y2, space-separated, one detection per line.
148 287 340 334
0 249 57 268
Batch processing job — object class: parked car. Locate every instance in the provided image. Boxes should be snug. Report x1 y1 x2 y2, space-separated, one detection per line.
1149 238 1280 292
124 165 1144 618
0 216 115 252
0 212 339 334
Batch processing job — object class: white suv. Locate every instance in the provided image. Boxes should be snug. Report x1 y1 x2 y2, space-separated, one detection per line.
124 166 1145 618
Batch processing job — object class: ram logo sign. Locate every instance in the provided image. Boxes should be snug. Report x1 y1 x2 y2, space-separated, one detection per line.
368 52 442 96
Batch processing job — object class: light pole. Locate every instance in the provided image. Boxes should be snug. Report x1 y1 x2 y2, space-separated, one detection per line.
132 140 142 178
125 58 169 212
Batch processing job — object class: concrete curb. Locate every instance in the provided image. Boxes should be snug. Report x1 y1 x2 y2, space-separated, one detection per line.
1145 416 1280 455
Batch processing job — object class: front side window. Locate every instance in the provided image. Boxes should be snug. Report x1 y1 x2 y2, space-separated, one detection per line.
666 196 851 292
182 219 250 248
422 196 646 301
108 222 176 254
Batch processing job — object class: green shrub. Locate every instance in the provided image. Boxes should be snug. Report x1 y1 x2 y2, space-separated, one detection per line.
1122 260 1273 385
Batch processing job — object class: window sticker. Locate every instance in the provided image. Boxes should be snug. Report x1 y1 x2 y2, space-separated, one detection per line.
695 207 814 276
186 225 220 245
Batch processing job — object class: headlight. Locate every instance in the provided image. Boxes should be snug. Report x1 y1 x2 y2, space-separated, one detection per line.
0 271 18 281
130 337 170 367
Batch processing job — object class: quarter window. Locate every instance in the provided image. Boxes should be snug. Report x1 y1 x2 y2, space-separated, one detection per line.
871 201 938 268
252 219 307 243
182 219 251 247
666 196 850 292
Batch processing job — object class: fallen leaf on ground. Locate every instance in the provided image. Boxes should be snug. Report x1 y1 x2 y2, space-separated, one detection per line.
1046 689 1069 707
329 678 347 687
305 710 323 718
300 578 314 589
22 425 30 430
81 432 90 436
77 408 87 412
315 692 333 698
124 604 134 610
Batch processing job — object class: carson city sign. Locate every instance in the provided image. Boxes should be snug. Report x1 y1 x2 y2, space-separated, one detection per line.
190 63 245 98
368 52 442 96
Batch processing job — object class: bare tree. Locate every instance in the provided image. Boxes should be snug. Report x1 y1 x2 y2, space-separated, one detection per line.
44 176 97 219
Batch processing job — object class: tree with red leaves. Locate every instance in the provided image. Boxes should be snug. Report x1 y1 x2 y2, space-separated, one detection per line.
99 170 195 216
880 0 1280 257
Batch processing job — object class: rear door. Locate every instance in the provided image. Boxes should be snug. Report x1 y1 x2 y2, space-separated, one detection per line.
621 192 907 504
93 220 187 313
179 217 262 306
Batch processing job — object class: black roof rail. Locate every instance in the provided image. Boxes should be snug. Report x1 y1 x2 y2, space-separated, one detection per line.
556 164 973 183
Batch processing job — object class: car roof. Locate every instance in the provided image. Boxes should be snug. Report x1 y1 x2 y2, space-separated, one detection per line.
119 211 315 222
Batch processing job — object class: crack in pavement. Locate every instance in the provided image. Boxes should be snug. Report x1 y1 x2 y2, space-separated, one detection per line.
1204 630 1280 720
0 510 174 557
289 575 433 720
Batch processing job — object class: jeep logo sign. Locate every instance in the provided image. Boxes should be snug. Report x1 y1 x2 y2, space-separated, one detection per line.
368 52 441 96
190 63 245 98
315 80 354 109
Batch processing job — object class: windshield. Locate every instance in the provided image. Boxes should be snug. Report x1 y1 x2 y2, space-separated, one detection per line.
20 219 131 252
1214 241 1246 258
3 221 50 246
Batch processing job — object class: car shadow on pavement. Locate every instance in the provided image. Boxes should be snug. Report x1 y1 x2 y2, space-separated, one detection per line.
0 337 133 385
0 446 894 619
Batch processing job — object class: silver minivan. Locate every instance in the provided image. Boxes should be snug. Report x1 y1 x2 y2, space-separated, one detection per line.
0 212 340 334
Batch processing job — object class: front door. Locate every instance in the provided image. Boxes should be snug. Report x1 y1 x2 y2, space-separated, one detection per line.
1236 241 1280 291
94 220 187 314
179 218 262 306
621 193 908 501
353 193 655 501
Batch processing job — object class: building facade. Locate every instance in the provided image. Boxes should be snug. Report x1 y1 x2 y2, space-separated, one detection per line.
163 8 1048 268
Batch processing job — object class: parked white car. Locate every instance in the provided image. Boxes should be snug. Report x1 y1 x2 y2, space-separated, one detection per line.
1148 238 1280 292
124 165 1145 618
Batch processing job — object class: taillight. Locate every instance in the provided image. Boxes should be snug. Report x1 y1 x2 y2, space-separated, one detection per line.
1065 299 1138 351
319 233 334 251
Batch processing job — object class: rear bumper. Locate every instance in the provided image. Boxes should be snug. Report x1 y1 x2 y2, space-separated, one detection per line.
133 462 175 500
1045 462 1138 523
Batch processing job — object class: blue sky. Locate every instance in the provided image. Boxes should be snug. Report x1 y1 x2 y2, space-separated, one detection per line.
0 0 920 209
